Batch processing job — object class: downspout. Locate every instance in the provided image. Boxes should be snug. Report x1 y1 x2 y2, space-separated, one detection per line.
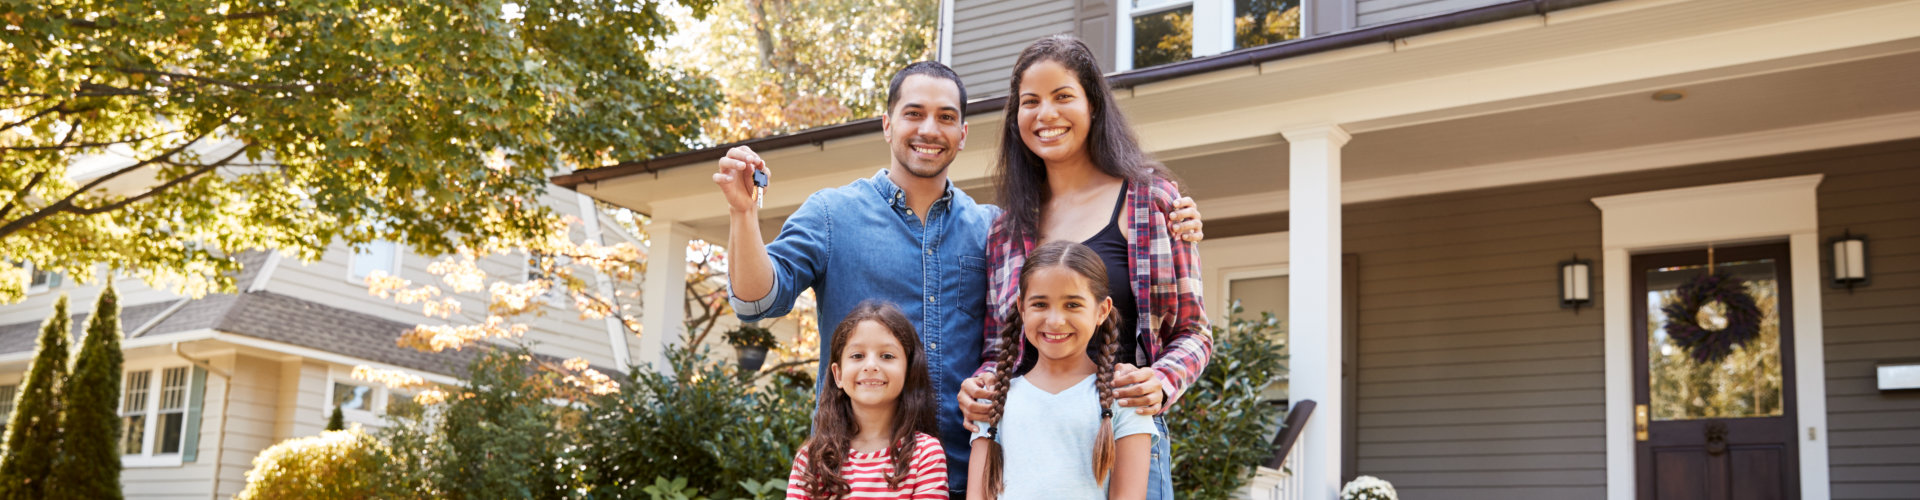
173 343 232 500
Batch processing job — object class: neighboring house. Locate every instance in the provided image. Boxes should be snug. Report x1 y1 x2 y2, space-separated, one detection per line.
0 189 652 499
554 1 1920 499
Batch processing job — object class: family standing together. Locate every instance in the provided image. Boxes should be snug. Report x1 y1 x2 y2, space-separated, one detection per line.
713 35 1213 500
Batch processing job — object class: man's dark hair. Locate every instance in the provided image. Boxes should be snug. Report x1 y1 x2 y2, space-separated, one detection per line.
886 61 968 118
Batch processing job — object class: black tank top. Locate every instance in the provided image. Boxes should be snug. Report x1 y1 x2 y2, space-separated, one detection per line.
1082 182 1141 366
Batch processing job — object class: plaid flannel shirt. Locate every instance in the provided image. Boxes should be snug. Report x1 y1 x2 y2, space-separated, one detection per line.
975 177 1213 406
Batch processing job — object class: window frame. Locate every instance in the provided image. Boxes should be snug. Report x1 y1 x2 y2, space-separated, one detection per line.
121 364 192 468
327 367 395 429
23 262 54 295
346 239 403 284
1115 0 1301 71
0 383 16 435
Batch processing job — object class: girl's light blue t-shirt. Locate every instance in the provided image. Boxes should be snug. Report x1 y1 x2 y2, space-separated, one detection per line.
969 374 1159 499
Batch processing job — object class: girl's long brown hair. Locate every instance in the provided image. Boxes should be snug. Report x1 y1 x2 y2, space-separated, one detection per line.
799 301 939 500
994 34 1180 243
979 241 1122 498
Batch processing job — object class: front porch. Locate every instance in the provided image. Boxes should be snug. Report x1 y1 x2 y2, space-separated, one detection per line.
557 1 1920 497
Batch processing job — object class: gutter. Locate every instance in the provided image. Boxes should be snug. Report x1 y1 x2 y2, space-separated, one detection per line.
550 0 1616 189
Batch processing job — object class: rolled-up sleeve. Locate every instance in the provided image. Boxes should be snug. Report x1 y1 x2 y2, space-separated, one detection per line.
732 192 833 321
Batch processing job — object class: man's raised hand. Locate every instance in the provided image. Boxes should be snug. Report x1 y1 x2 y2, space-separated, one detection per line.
714 146 766 213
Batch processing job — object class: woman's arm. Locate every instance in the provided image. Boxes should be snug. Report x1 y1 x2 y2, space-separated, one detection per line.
1147 178 1213 408
966 438 994 500
1106 434 1153 500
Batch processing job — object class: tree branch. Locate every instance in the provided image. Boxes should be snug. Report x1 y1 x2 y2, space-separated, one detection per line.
0 115 237 239
70 148 243 216
0 171 48 222
0 102 64 133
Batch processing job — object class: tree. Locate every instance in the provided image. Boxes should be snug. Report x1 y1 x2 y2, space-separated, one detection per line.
0 295 71 499
0 0 721 303
670 0 939 142
326 406 346 432
50 285 124 500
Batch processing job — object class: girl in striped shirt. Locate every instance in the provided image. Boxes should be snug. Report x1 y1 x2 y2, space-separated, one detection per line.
788 301 949 500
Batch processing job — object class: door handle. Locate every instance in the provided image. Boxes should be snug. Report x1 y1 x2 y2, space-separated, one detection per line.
1635 404 1650 441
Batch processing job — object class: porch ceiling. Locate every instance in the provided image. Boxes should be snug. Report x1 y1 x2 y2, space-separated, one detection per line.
563 0 1920 242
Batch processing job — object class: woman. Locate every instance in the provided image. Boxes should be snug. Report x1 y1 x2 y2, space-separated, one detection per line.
961 35 1211 499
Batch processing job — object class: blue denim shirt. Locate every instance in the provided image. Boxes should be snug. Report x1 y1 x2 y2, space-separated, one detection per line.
732 169 999 491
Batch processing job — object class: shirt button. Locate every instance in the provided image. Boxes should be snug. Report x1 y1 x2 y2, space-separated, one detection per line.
927 295 934 302
925 248 933 255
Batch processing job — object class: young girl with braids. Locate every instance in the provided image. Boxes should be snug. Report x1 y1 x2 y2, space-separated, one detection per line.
967 241 1157 500
787 301 949 500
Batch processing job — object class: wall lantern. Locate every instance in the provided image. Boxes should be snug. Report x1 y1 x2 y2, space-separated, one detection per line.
1559 254 1593 313
1830 230 1870 290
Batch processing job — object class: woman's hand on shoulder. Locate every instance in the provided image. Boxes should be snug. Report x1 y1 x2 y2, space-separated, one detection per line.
1111 364 1167 415
1169 196 1203 243
958 373 1001 431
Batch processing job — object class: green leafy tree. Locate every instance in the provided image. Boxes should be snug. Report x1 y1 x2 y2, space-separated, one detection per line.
0 294 71 499
672 0 938 142
0 0 721 303
50 285 124 500
1169 304 1289 500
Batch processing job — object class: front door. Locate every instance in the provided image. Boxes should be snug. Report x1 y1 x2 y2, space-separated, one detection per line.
1633 243 1799 499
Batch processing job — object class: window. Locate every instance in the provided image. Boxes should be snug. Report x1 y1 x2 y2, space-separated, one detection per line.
332 382 373 412
524 252 570 306
348 240 400 282
121 367 190 459
15 261 57 295
0 384 16 434
1119 0 1302 70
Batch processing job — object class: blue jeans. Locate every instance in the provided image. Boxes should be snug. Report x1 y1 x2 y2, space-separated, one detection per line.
1146 415 1174 500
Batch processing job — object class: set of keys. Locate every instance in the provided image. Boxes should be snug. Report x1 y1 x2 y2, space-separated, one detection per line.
752 167 768 209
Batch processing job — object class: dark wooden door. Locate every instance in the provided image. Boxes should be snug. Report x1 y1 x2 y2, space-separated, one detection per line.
1633 243 1799 500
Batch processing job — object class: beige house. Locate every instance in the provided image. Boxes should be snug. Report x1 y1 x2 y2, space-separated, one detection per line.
556 0 1920 498
0 190 659 499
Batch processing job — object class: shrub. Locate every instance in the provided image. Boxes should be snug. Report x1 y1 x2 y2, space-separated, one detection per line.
51 285 126 499
1167 304 1288 500
0 295 71 499
236 429 394 500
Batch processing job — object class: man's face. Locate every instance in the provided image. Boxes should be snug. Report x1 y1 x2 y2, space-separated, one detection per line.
883 74 968 179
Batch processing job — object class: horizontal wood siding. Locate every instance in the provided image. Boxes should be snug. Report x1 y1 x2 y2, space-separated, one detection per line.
950 0 1077 99
1356 0 1509 27
1344 138 1920 499
261 191 630 369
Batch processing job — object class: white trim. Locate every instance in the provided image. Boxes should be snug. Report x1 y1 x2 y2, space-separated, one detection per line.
1345 111 1920 206
248 250 282 292
1198 232 1290 323
577 191 633 368
937 0 955 66
1591 175 1829 500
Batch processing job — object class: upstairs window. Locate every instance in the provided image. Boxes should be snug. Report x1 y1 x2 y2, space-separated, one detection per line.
348 240 401 283
1120 0 1303 71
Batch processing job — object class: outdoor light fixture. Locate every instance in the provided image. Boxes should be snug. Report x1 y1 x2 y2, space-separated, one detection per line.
1831 230 1870 290
1651 90 1685 102
1559 254 1593 312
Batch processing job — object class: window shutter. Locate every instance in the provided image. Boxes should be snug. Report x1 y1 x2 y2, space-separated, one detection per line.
1075 0 1116 71
181 366 207 462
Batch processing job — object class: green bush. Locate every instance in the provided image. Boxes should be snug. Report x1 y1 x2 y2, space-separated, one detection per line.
1168 304 1288 500
51 285 126 499
574 345 812 498
236 428 395 500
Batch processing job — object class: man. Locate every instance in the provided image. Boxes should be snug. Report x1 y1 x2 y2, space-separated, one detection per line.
713 61 1200 493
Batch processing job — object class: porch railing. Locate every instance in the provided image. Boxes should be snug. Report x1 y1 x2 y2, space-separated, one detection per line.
1242 399 1315 500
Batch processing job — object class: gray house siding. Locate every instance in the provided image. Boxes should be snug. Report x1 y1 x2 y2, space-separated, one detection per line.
1356 0 1509 27
1342 138 1920 499
950 0 1079 98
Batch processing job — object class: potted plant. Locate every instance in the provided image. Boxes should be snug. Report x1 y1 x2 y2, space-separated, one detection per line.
725 323 777 374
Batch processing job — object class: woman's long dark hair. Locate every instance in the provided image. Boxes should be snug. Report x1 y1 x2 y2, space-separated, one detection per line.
798 301 939 499
994 35 1178 242
979 241 1122 498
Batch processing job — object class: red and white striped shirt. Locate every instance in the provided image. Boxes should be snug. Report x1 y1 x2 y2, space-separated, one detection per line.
785 432 948 500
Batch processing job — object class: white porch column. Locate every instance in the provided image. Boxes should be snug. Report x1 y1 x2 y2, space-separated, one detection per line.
1284 125 1349 499
640 215 695 370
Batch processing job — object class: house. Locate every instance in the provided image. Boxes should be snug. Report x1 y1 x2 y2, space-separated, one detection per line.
552 0 1920 498
0 190 656 499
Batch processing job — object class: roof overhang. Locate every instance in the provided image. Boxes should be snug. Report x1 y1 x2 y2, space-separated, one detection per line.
556 0 1920 242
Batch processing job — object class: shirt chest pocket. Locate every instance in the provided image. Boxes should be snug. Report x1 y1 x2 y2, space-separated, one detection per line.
953 256 989 318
